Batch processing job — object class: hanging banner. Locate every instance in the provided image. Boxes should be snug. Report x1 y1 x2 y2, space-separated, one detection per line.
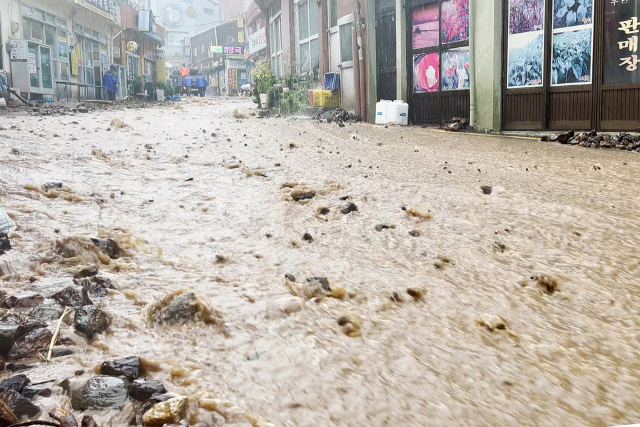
73 0 116 22
248 27 267 54
138 10 151 32
58 36 69 61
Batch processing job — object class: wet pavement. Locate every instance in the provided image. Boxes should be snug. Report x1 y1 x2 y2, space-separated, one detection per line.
1 97 640 426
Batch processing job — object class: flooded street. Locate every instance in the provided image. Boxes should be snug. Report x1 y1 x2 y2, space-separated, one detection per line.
2 98 640 427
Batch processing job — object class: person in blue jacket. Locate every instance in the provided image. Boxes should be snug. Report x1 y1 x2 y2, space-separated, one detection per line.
183 74 193 96
103 65 118 101
196 73 208 97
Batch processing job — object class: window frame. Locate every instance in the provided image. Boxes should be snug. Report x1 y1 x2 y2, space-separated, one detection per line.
295 0 320 74
269 1 284 77
338 14 354 68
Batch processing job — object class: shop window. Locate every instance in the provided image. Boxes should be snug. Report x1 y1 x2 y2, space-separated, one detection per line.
297 0 320 73
411 0 470 93
270 2 283 76
603 1 640 84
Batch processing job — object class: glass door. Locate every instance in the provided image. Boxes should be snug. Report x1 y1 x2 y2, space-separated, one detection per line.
28 43 39 88
40 46 53 90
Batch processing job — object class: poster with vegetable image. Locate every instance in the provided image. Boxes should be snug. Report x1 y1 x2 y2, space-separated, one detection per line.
554 0 592 28
441 0 469 44
507 32 544 87
414 53 440 93
442 49 470 90
412 5 439 49
552 27 592 84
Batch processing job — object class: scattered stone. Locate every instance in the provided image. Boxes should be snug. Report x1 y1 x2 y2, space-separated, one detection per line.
337 315 361 338
110 119 128 129
129 379 166 402
74 306 112 340
317 207 330 215
45 346 74 358
534 275 559 294
434 255 455 270
91 238 120 259
52 286 92 308
302 233 314 243
141 396 188 427
406 287 425 300
284 273 296 282
341 202 358 214
101 356 141 381
42 182 63 192
74 266 99 279
215 254 229 264
81 415 100 427
0 375 29 393
0 234 10 253
476 314 508 332
8 328 53 360
291 190 316 201
147 291 227 335
306 277 330 292
21 385 51 399
79 277 114 297
374 224 396 232
2 292 44 309
481 186 493 195
0 389 39 418
409 230 421 237
140 394 171 416
28 305 64 321
71 376 128 410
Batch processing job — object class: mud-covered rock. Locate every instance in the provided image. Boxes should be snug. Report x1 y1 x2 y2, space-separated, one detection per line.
21 385 51 399
306 277 330 292
0 375 29 393
0 398 16 427
129 379 166 402
79 276 115 297
140 394 171 416
71 376 128 410
0 389 40 418
74 266 99 279
28 304 64 321
141 396 188 427
2 292 44 309
0 324 23 358
101 356 141 381
74 306 111 340
341 202 358 214
91 238 120 259
8 328 52 360
52 286 93 308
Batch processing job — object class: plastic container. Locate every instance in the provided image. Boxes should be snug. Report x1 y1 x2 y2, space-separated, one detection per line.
0 207 15 234
308 90 315 106
375 100 392 125
388 100 409 125
259 93 268 108
324 73 341 91
314 90 338 107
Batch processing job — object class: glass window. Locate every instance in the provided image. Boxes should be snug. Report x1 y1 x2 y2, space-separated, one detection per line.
329 0 338 28
45 13 55 25
33 8 45 22
310 38 319 71
21 4 33 15
340 22 353 63
299 2 309 40
46 25 56 47
603 1 640 84
31 21 44 43
309 0 319 36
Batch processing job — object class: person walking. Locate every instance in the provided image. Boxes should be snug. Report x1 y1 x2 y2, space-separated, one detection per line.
103 65 119 101
196 74 208 97
183 74 193 96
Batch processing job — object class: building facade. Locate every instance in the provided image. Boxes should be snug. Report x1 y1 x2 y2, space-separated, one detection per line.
375 0 640 131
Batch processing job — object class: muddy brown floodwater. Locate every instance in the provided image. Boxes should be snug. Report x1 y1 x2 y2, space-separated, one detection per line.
1 98 640 427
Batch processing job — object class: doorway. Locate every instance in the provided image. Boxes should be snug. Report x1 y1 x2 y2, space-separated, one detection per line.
375 1 396 102
28 42 54 96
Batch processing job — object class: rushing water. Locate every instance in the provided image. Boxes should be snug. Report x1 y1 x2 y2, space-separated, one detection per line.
1 98 640 426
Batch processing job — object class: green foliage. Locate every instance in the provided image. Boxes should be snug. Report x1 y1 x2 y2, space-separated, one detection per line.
129 75 144 94
155 81 173 97
266 86 279 109
251 61 275 94
278 75 318 115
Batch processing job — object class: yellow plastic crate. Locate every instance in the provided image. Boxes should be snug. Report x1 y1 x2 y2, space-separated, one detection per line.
313 90 339 107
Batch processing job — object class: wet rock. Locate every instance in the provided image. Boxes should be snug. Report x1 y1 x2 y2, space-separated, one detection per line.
140 394 171 416
28 305 64 321
302 233 314 243
306 277 330 292
8 328 53 360
52 286 92 308
47 346 74 358
74 306 112 340
81 415 99 427
284 273 296 282
77 107 89 114
341 202 358 214
148 291 226 334
291 190 316 201
556 130 575 144
0 397 17 427
476 314 508 332
3 292 44 309
0 234 10 252
337 315 361 337
533 275 559 294
79 277 113 297
0 389 40 418
71 376 128 410
141 396 188 427
129 379 166 402
409 230 422 237
91 238 120 259
406 287 425 300
21 385 51 399
481 186 493 195
0 375 29 393
4 364 30 373
101 356 141 381
0 317 44 357
374 224 396 232
74 266 99 279
0 261 15 277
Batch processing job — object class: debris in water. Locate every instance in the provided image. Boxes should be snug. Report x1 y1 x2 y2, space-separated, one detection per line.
374 224 396 232
141 396 188 427
406 287 425 300
493 241 506 253
337 314 361 337
110 119 129 129
434 255 455 270
481 186 493 195
302 233 314 242
408 230 422 237
476 314 508 332
291 190 316 201
405 207 432 220
533 275 559 294
341 202 358 214
232 109 251 119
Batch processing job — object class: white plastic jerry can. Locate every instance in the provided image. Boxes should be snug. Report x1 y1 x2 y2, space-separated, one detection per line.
396 100 409 126
375 100 391 125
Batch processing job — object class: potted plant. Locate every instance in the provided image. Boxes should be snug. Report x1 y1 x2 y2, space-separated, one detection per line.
155 81 173 100
250 61 275 109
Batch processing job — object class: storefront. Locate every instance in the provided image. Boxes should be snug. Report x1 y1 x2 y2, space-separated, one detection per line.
502 0 640 131
407 0 471 125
